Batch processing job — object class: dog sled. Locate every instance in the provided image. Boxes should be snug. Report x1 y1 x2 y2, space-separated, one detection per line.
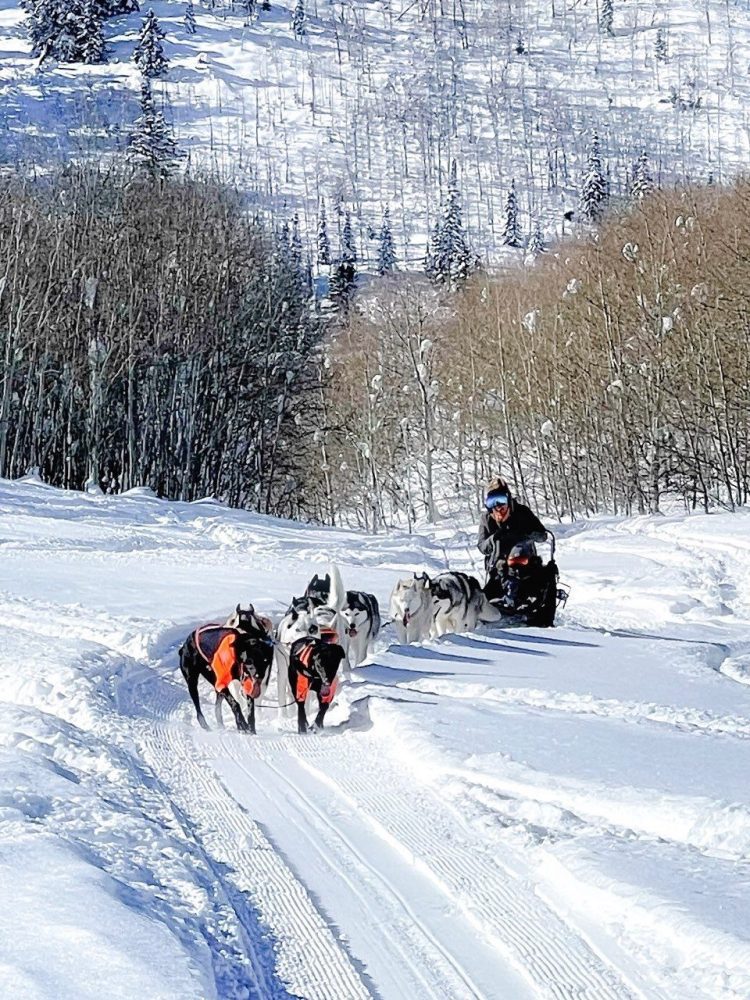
486 530 569 628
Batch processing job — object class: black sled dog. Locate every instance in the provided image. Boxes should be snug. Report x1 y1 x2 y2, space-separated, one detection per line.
288 635 347 733
179 605 274 733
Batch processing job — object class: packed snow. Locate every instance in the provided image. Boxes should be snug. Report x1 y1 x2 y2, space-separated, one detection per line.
1 475 750 999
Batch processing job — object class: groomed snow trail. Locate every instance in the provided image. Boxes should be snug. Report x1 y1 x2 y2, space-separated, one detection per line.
118 647 641 1000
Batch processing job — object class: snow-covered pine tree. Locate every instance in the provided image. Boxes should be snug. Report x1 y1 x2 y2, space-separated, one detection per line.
655 27 667 62
291 213 303 270
317 199 331 266
134 10 168 78
183 1 196 34
55 4 84 62
599 0 613 36
527 219 547 255
341 210 357 263
376 205 397 275
78 0 106 63
22 0 102 63
502 180 522 247
579 132 608 222
20 0 53 59
292 0 305 37
427 161 478 285
127 76 181 178
330 212 357 308
630 149 654 200
108 0 140 13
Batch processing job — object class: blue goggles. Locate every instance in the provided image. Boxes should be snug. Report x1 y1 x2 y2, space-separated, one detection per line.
485 493 509 510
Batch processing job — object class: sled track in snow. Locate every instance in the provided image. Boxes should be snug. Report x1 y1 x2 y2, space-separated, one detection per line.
121 664 371 1000
227 732 639 1000
123 648 642 1000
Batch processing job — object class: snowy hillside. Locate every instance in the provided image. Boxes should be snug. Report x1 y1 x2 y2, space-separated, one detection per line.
2 475 750 999
2 0 750 262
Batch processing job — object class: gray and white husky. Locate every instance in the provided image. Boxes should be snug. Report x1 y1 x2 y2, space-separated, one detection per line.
305 567 380 666
390 570 501 643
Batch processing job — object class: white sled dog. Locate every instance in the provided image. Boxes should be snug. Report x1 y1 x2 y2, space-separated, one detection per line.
390 570 501 643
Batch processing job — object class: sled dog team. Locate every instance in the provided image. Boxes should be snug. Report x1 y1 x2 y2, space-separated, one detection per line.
179 565 499 735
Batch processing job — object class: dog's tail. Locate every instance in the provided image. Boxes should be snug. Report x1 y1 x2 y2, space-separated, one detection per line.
327 564 347 612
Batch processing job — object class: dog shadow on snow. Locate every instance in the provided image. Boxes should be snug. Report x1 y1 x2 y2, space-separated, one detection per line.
443 632 598 651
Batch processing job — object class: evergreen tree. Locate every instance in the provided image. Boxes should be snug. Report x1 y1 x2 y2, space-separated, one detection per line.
600 0 613 36
329 259 356 310
427 161 478 285
184 1 196 34
78 0 106 63
134 10 168 78
329 210 357 308
527 220 547 255
630 149 654 200
579 132 608 222
21 0 61 61
655 27 667 62
376 205 397 275
317 199 331 266
341 210 357 264
55 5 84 62
127 77 181 178
22 0 122 63
292 0 305 37
502 180 522 247
290 213 303 270
108 0 140 12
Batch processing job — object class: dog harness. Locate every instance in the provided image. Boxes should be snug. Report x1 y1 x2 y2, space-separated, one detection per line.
294 638 338 704
194 625 260 696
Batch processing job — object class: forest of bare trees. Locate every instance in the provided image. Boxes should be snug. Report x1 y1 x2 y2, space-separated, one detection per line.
305 183 750 527
0 166 319 514
2 168 748 527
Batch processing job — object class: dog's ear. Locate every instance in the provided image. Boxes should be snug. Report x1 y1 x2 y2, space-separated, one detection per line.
236 603 241 614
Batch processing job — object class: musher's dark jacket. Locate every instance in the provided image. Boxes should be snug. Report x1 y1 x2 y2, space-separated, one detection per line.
477 501 547 573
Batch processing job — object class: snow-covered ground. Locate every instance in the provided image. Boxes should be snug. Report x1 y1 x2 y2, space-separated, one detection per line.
2 476 750 999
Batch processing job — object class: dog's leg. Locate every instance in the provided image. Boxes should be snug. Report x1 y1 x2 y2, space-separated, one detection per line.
248 696 256 735
183 662 209 730
313 698 330 730
296 700 308 734
221 681 247 733
214 695 224 729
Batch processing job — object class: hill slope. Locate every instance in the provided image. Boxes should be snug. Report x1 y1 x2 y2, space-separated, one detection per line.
2 0 749 263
